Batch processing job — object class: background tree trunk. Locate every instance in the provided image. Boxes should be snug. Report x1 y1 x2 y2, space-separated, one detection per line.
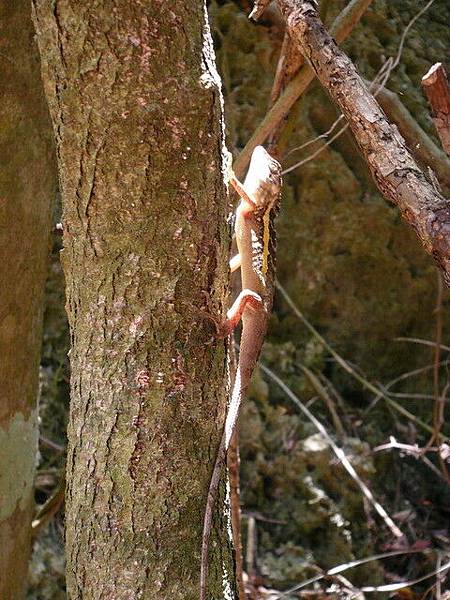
0 1 57 598
32 1 234 598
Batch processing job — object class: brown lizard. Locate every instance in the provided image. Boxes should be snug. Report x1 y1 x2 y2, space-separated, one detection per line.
200 145 282 600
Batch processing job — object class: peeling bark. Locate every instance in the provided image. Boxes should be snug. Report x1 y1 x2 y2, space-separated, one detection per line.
277 0 450 285
0 1 56 597
32 1 234 598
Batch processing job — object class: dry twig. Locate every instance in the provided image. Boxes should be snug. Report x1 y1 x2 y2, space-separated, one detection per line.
259 361 404 539
277 281 448 439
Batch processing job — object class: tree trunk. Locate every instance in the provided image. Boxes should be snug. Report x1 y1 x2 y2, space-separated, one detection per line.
0 1 57 598
32 1 234 598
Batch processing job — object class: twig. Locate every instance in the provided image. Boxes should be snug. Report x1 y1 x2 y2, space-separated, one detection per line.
246 515 257 583
282 120 349 174
299 364 346 438
366 361 449 415
363 360 447 415
360 559 450 592
382 0 436 74
436 553 443 600
374 436 437 456
259 361 404 539
422 63 450 156
426 273 446 453
233 0 374 177
276 280 448 440
249 0 272 22
268 32 292 109
32 476 65 538
282 81 450 183
273 547 427 598
394 337 450 353
39 435 65 453
373 436 450 484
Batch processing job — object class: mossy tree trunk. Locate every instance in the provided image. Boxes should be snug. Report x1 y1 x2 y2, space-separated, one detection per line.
32 1 235 598
0 2 57 598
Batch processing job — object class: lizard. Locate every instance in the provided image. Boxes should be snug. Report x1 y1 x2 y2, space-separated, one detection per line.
200 145 282 600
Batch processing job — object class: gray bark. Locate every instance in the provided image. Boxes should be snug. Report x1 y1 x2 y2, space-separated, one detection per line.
32 1 234 598
0 1 57 598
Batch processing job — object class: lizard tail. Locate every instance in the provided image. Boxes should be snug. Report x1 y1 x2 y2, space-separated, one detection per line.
199 373 244 600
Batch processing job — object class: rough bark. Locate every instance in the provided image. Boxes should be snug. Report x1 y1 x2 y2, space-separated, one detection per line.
370 82 450 190
0 1 57 598
277 0 450 285
422 63 450 156
32 1 234 599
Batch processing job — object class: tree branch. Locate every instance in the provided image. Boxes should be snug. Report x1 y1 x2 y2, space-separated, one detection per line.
422 63 450 156
277 0 450 285
234 0 374 177
368 81 450 190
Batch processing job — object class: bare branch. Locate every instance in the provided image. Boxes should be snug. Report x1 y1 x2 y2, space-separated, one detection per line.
422 63 450 156
276 0 450 285
249 0 273 22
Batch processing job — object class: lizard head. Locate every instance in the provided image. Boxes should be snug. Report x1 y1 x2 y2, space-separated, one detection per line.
244 146 282 217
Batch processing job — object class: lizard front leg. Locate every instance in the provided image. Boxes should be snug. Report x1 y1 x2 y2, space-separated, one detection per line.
219 289 264 337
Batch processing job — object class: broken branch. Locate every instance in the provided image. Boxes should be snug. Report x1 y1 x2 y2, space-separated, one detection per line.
422 63 450 156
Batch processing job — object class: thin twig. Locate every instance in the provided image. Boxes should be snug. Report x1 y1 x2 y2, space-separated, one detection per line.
426 273 448 471
366 361 450 415
259 361 404 539
39 435 65 453
360 559 450 592
276 281 448 440
373 436 450 484
394 337 450 353
273 548 428 598
32 476 65 538
299 364 346 438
